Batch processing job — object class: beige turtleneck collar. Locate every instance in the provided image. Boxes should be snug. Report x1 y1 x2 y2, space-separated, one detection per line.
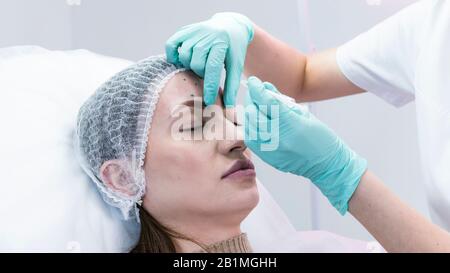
193 233 253 253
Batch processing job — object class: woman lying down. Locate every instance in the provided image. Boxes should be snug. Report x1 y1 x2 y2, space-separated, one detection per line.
74 55 382 253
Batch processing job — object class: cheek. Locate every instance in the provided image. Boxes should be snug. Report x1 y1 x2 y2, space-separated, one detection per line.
155 144 205 181
143 137 223 220
143 134 215 200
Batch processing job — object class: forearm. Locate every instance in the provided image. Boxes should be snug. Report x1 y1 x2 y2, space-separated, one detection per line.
244 25 306 100
244 25 364 102
349 170 450 252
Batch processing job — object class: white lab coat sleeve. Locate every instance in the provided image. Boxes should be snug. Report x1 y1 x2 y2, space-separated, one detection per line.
336 0 432 107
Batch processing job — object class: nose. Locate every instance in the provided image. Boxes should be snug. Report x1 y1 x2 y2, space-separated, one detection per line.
218 115 247 155
219 138 247 155
216 105 248 155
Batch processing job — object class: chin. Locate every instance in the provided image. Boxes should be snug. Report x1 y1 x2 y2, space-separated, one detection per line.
230 183 260 213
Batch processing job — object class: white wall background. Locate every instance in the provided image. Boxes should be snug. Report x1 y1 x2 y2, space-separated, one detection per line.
0 0 72 49
0 0 430 241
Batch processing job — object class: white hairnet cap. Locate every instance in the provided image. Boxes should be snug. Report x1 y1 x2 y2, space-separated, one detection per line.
74 55 185 221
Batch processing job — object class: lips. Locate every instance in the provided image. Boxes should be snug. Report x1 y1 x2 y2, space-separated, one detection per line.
221 159 256 180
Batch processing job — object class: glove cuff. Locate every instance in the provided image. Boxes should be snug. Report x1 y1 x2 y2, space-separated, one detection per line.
305 141 368 215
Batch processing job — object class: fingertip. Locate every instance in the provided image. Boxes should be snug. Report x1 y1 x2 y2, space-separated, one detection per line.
263 82 280 94
247 76 265 103
224 102 235 109
224 81 239 108
224 87 237 108
165 43 178 64
203 75 221 105
204 94 213 106
247 76 262 88
203 87 218 106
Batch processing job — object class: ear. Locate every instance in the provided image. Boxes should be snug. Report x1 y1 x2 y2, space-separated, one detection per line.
99 159 135 197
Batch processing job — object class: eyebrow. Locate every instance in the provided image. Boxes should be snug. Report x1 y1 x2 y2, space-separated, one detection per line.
170 94 226 122
169 98 204 126
181 98 206 108
185 95 225 107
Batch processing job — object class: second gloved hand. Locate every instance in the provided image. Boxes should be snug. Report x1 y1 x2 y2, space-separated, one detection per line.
165 12 254 106
244 76 367 215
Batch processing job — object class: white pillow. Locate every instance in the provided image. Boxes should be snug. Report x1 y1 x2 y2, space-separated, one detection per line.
0 46 296 252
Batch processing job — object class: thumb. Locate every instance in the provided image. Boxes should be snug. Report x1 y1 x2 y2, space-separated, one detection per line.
263 81 281 94
247 76 280 105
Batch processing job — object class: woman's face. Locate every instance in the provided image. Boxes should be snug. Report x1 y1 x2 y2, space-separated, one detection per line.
142 71 259 231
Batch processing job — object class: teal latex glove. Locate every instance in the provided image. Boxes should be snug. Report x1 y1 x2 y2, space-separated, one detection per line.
165 12 254 106
244 76 368 214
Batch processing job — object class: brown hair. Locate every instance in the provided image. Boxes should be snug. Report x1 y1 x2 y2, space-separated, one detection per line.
131 205 208 253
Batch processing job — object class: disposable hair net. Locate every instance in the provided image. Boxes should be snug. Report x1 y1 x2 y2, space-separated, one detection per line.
74 55 185 221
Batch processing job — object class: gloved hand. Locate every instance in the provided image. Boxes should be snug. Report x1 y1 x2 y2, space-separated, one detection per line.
244 76 367 215
165 12 254 107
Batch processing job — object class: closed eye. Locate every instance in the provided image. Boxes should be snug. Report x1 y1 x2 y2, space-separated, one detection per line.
179 115 209 132
180 125 202 132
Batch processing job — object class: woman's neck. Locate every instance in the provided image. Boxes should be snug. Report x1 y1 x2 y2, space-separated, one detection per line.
173 225 243 252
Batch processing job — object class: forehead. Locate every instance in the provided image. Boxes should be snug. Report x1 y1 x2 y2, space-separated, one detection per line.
157 71 223 114
161 71 203 105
